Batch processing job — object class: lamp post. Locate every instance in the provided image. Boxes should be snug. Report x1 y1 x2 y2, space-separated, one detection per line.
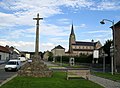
100 19 116 75
110 44 114 75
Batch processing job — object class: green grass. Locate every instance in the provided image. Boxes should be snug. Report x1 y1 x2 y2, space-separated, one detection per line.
93 72 120 82
1 72 104 88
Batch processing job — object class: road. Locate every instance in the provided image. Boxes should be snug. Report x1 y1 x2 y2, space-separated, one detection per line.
0 61 27 85
0 69 17 84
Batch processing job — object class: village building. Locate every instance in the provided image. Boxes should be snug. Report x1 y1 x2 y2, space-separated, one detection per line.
8 46 20 59
111 21 120 72
51 45 65 57
0 45 21 61
0 46 10 61
43 51 50 61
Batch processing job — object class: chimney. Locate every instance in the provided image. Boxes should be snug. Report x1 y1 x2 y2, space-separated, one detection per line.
91 39 94 43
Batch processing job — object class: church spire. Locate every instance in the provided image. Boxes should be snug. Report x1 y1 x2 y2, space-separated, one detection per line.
69 23 76 53
70 23 75 35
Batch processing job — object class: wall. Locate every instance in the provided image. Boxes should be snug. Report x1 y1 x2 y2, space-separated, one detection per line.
114 26 120 72
52 49 65 56
0 52 9 61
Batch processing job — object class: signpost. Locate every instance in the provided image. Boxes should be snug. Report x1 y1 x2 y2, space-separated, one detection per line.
69 57 75 66
93 50 99 64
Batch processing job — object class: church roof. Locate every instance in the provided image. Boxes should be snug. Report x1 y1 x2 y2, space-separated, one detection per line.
72 41 95 46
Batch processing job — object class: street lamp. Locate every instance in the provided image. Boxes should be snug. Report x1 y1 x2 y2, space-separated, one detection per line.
100 19 116 75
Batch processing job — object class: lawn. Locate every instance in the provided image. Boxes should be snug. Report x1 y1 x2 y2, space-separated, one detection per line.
93 72 120 82
1 72 104 88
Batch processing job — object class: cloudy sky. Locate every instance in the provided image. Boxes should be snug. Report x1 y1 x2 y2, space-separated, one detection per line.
0 0 120 52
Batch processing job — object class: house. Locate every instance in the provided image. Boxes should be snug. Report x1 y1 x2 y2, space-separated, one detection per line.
51 45 65 56
43 51 50 61
110 21 120 72
69 24 102 56
21 51 31 59
8 46 20 59
0 46 10 61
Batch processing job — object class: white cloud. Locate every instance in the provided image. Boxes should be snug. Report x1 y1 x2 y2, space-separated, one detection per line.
0 12 17 27
73 24 87 30
0 0 119 29
41 43 55 51
64 0 93 8
91 1 120 10
57 18 71 25
86 30 111 34
49 37 68 43
0 39 34 51
79 24 86 28
41 24 69 36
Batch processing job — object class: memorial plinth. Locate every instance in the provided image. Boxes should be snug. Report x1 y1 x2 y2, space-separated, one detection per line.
18 57 52 77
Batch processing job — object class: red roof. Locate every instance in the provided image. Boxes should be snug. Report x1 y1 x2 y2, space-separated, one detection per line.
0 46 10 53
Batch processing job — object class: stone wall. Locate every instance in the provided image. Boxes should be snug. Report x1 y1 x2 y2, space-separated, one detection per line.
18 58 52 77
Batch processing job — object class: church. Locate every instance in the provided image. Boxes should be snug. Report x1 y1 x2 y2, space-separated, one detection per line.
68 24 102 56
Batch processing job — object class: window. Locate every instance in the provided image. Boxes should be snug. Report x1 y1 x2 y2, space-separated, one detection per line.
83 46 84 49
79 46 81 49
0 55 1 60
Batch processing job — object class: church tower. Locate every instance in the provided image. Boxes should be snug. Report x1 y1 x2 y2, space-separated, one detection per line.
69 23 76 53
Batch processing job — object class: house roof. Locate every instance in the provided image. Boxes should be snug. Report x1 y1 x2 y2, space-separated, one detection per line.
110 21 120 29
0 46 10 53
53 45 65 49
72 41 95 46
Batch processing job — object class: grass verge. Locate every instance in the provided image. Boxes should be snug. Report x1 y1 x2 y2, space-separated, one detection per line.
93 72 120 82
1 72 104 88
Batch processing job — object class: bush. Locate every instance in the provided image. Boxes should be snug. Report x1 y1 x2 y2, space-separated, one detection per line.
48 55 93 63
74 55 93 63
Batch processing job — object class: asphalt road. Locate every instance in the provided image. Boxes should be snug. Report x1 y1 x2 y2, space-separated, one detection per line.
0 61 27 85
0 69 17 84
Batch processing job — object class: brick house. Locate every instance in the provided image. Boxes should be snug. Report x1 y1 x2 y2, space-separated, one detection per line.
0 46 10 61
111 21 120 72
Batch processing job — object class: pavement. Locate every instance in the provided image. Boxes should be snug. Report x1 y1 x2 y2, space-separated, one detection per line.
89 75 120 88
0 64 5 70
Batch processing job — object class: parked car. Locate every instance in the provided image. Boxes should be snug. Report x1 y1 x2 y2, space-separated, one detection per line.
18 57 26 62
4 59 21 72
28 59 32 63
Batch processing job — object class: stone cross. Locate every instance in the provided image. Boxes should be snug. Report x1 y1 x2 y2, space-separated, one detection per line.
33 13 43 58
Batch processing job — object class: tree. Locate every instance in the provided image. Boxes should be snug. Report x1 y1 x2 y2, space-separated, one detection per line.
103 40 113 64
103 40 113 56
48 52 53 61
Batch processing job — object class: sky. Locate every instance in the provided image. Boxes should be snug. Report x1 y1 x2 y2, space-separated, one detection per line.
0 0 120 52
